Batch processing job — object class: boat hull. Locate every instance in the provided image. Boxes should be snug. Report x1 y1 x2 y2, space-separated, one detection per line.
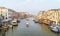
49 22 60 33
51 29 60 33
11 19 18 26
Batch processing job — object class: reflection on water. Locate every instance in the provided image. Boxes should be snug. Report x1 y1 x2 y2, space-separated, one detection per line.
2 30 6 36
0 28 8 36
38 24 60 36
0 18 60 36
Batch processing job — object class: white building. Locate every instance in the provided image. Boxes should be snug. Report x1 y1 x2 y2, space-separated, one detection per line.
0 7 8 19
8 9 15 18
0 7 15 19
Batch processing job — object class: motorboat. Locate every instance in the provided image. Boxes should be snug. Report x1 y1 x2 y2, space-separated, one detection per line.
33 19 38 23
2 19 10 30
49 22 60 33
51 26 60 33
11 19 18 26
8 24 13 28
26 18 29 21
34 20 39 23
17 19 20 23
26 22 29 27
2 23 9 30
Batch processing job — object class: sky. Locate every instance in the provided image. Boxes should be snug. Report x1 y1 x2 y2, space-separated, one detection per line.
0 0 60 14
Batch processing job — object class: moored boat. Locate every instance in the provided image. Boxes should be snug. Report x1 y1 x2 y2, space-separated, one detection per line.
8 24 13 28
49 22 60 33
11 19 18 26
26 18 29 21
34 20 39 23
51 27 60 33
33 19 39 23
17 19 20 23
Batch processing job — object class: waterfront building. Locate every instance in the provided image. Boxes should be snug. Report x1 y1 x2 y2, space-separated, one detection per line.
37 9 60 24
0 7 16 19
0 7 8 19
46 9 60 24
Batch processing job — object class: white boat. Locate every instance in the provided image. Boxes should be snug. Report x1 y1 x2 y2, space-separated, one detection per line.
49 22 60 33
51 26 60 33
26 22 29 27
8 25 13 28
11 19 18 26
26 22 29 24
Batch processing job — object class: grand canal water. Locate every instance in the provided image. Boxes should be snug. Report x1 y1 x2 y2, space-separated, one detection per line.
0 18 60 36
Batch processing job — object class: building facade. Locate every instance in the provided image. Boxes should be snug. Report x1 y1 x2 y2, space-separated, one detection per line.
0 7 16 19
0 7 8 19
37 9 60 24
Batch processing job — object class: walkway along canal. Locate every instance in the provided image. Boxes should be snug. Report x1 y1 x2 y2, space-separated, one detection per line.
0 18 60 36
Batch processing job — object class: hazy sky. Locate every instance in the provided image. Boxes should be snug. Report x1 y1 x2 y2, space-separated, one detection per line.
0 0 60 14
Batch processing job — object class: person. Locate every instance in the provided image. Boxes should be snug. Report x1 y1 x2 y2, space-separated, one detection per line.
12 25 13 30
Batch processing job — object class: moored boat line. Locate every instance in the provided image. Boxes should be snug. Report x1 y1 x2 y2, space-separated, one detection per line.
48 22 60 33
0 18 21 32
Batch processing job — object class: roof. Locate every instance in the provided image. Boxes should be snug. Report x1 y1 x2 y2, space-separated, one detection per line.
0 7 7 9
8 9 16 12
48 9 60 11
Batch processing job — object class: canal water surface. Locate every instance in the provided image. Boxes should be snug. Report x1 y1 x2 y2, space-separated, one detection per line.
0 18 60 36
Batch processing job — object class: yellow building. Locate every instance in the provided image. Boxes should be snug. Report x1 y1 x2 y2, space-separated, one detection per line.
37 11 47 19
46 9 60 24
37 9 60 24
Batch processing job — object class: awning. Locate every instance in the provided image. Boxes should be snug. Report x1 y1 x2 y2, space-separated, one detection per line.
2 18 12 22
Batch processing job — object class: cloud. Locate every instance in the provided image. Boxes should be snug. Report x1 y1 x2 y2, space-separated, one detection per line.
23 0 31 4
